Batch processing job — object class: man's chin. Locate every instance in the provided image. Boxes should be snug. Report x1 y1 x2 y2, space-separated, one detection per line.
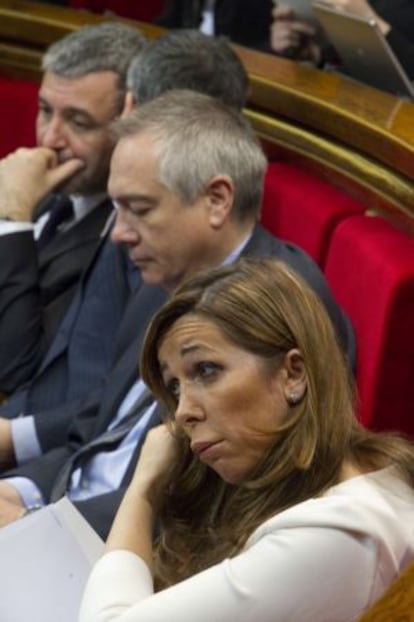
137 265 163 287
57 175 104 197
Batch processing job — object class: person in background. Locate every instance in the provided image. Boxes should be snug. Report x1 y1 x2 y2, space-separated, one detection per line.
270 2 329 64
124 29 249 112
79 257 414 622
271 0 414 76
155 0 274 52
0 22 147 396
155 0 335 63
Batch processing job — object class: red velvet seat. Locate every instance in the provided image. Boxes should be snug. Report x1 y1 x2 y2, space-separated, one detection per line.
324 215 414 437
0 76 38 157
261 161 364 268
68 0 164 21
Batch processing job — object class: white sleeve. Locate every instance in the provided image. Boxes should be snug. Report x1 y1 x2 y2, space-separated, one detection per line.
79 525 378 622
0 221 33 235
11 415 43 464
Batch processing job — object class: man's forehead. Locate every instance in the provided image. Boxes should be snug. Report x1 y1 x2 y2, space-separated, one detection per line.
39 70 121 116
113 131 159 163
41 70 119 101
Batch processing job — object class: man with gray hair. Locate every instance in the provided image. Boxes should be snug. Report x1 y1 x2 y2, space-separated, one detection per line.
0 22 146 395
0 29 252 467
124 29 249 112
0 90 354 539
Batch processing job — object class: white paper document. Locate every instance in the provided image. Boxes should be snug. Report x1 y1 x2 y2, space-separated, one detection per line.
0 497 103 622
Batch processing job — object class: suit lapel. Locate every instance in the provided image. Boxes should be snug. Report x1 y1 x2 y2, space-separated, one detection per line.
38 199 113 270
91 284 168 436
121 405 162 487
241 223 280 258
35 229 125 375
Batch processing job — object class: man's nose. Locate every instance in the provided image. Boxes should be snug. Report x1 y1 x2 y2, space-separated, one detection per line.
110 209 140 246
39 117 68 150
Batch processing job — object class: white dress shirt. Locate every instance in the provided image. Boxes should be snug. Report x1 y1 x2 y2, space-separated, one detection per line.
199 0 216 35
0 193 105 238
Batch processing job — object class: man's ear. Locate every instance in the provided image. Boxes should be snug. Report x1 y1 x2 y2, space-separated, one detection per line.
122 91 136 116
281 349 307 405
206 175 235 229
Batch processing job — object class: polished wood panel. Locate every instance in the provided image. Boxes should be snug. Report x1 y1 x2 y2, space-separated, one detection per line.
232 44 414 229
0 0 163 80
0 0 413 230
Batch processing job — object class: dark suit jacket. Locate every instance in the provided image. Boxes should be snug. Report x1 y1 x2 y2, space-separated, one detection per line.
0 232 133 449
156 0 274 51
5 223 355 539
0 196 113 394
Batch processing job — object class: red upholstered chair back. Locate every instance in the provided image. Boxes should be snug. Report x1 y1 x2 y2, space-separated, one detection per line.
68 1 164 21
261 161 364 268
0 76 38 157
324 215 414 437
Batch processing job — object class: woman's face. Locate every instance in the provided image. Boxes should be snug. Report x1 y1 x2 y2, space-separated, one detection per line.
158 314 291 483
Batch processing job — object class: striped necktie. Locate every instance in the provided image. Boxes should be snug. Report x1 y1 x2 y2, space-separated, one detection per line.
49 388 154 501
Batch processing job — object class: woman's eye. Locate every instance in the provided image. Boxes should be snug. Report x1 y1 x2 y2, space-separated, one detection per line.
166 378 180 399
196 362 220 379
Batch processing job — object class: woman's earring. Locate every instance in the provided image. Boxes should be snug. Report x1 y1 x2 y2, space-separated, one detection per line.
288 392 300 405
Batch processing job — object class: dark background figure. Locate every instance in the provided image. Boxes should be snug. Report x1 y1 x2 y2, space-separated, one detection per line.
155 0 274 52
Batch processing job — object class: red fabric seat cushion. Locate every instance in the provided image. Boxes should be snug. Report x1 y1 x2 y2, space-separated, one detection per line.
262 162 364 267
0 76 38 157
68 1 164 21
324 215 414 437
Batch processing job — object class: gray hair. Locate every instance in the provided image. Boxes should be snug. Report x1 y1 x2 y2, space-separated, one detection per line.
43 22 147 94
126 29 249 110
113 89 267 221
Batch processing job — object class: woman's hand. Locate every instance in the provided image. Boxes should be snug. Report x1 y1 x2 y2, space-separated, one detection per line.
105 425 179 562
131 424 179 512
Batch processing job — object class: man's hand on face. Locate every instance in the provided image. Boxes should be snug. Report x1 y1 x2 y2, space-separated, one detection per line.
0 147 84 222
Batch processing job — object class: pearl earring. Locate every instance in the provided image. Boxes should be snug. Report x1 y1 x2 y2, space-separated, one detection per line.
289 392 300 405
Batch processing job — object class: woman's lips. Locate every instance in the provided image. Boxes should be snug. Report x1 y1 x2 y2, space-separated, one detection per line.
191 440 221 458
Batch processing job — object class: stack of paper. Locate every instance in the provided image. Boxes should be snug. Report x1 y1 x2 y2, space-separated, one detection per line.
0 498 103 622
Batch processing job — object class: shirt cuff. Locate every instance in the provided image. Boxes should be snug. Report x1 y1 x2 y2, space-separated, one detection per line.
0 221 33 235
11 416 43 465
5 477 45 509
